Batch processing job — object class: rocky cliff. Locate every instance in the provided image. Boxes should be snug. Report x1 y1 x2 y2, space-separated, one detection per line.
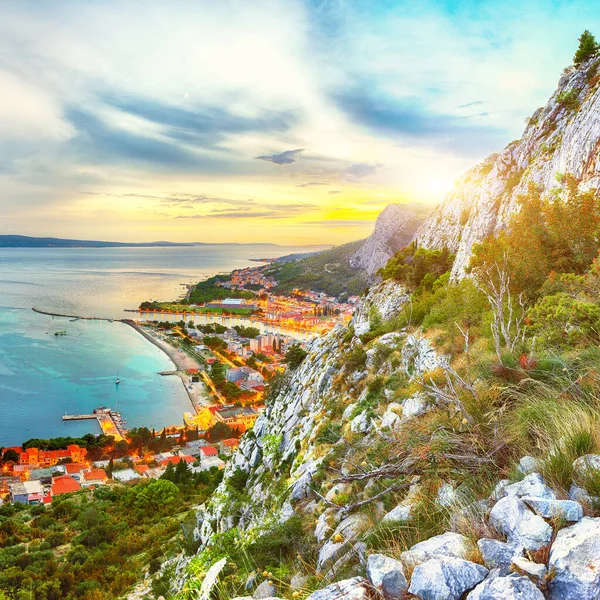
417 56 600 276
168 278 600 600
350 203 430 277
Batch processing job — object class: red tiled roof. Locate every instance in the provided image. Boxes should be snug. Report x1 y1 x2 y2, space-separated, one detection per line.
65 463 88 474
51 475 81 496
200 446 218 457
160 455 195 466
84 469 106 481
2 447 23 455
135 465 149 474
222 439 239 447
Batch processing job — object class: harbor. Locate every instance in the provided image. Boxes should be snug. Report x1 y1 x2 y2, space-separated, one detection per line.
62 408 128 441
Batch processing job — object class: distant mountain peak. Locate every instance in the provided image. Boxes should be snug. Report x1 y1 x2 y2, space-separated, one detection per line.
350 203 430 277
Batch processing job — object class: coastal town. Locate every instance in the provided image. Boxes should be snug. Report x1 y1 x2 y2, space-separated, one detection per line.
0 269 355 507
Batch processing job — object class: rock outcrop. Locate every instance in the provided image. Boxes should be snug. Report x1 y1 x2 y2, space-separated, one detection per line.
350 203 430 277
416 57 600 277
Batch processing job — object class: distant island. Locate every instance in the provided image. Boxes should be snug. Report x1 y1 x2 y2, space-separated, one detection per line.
0 235 323 249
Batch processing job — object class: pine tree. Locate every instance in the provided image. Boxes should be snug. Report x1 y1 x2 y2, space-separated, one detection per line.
573 30 599 67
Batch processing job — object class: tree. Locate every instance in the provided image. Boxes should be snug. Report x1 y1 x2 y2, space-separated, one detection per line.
284 344 308 369
1 449 19 464
574 30 599 67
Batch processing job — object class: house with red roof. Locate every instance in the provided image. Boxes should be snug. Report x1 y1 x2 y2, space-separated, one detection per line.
160 455 195 467
197 446 224 471
51 475 81 496
81 469 107 487
65 463 89 481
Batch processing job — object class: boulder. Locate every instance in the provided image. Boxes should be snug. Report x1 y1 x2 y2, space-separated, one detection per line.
490 480 511 501
343 403 357 421
315 508 338 543
305 576 371 600
477 538 522 576
407 557 488 600
437 483 460 507
517 456 540 475
489 496 552 550
253 581 277 599
503 473 556 500
290 573 309 591
466 573 545 599
522 496 583 522
317 540 350 573
572 454 600 477
401 394 429 421
568 483 599 505
366 553 407 599
350 412 372 433
333 513 370 541
401 532 474 567
548 516 600 600
381 504 413 523
512 556 547 580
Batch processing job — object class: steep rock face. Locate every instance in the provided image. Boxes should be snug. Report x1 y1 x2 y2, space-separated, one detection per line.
350 203 429 277
417 57 600 276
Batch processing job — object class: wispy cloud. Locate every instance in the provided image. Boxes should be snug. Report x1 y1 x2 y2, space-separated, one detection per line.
295 181 328 187
256 149 304 165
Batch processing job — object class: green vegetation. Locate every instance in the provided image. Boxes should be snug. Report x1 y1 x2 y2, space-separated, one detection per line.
232 325 260 338
378 242 454 293
573 29 599 67
266 240 368 297
0 467 222 600
283 344 308 369
188 275 254 305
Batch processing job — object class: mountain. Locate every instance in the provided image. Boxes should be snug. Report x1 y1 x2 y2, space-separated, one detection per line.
266 202 431 297
0 235 195 248
164 54 600 600
417 56 600 276
350 203 430 276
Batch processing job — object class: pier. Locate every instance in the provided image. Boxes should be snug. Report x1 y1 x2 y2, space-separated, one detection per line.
62 408 127 441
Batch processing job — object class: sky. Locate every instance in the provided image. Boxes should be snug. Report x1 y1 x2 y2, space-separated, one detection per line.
0 0 599 245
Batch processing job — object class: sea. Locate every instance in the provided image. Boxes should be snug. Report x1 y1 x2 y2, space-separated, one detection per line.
0 244 319 446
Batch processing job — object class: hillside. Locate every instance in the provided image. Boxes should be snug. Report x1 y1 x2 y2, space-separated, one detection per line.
0 235 193 248
266 203 430 297
417 55 600 277
166 43 600 600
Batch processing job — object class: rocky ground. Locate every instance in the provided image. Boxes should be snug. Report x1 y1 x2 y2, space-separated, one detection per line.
163 280 600 600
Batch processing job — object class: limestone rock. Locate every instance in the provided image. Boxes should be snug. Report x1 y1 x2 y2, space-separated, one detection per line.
572 454 600 477
366 553 407 599
290 573 309 591
467 572 545 600
512 556 547 581
407 557 488 600
350 411 372 433
489 496 553 550
477 538 522 576
503 473 556 500
305 577 371 600
382 504 413 523
517 456 540 475
569 483 600 505
351 280 409 336
198 557 227 600
401 532 474 567
401 394 429 421
253 580 277 599
522 496 583 522
548 516 600 600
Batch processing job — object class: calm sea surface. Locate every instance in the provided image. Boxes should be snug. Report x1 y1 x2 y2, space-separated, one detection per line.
0 244 317 446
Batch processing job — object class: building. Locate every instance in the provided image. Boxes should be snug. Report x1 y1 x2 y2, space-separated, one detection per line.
159 455 195 467
51 475 81 497
81 469 108 487
219 438 240 455
112 469 139 482
226 366 264 384
196 446 225 471
65 463 89 482
19 444 87 468
213 405 259 428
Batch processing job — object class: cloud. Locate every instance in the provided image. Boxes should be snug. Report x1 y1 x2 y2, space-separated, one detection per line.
295 181 328 187
333 85 507 156
175 202 315 220
345 162 384 179
302 219 374 228
256 148 304 165
328 190 342 195
101 93 296 149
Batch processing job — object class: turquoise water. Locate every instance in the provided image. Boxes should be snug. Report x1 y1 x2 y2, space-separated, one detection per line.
0 244 317 446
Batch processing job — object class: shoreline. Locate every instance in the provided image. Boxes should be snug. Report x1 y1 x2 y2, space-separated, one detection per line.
32 307 205 416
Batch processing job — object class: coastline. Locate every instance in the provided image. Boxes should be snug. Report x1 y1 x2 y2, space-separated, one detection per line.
32 307 207 416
